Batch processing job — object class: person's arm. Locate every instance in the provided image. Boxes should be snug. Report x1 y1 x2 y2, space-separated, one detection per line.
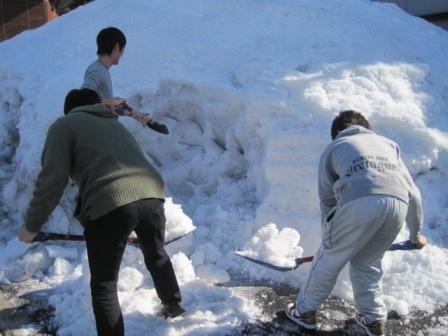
101 97 127 107
81 67 102 93
20 121 72 241
113 102 153 125
396 146 426 247
400 157 425 244
318 148 338 221
81 67 125 106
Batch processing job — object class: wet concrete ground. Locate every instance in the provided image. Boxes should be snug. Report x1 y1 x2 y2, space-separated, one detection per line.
1 280 447 336
0 282 55 336
228 283 448 335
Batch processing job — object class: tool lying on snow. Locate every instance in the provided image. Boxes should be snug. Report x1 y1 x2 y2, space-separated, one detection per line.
234 239 423 272
33 229 194 246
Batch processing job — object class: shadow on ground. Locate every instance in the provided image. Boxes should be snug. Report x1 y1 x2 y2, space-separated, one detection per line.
1 280 447 335
227 282 448 336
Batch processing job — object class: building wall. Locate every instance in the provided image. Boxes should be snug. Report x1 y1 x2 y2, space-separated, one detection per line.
374 0 448 16
0 0 57 42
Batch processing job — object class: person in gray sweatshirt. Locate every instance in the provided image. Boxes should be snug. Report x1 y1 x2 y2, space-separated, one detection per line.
285 110 426 336
81 27 150 124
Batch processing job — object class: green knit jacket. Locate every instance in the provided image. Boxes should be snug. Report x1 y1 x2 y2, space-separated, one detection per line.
25 104 165 232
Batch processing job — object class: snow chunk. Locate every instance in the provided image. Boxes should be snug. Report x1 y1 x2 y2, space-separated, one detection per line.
53 257 74 277
118 267 144 292
196 264 230 284
0 237 32 265
238 223 303 267
45 245 78 260
171 252 196 285
165 197 196 242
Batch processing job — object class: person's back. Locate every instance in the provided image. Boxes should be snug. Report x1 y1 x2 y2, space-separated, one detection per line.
81 27 125 104
82 59 113 99
59 104 165 222
80 26 159 130
286 110 425 336
21 89 184 336
319 125 418 214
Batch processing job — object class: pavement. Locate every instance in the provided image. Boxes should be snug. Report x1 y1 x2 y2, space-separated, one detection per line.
228 282 448 336
1 279 447 336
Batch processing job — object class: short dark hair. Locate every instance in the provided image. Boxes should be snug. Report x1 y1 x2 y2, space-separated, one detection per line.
96 27 126 55
64 88 100 115
331 110 371 140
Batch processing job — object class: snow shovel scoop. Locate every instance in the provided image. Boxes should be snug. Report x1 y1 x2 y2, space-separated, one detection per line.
121 102 170 135
234 240 423 272
32 229 195 247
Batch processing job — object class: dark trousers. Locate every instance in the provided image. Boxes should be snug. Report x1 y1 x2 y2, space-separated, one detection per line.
84 198 181 336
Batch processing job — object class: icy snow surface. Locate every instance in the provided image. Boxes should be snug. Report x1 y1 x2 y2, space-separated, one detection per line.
1 0 448 334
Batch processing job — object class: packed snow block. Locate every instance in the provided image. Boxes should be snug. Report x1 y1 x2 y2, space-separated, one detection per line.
0 237 32 265
2 177 18 209
164 198 196 243
118 267 144 292
165 231 194 257
52 257 74 277
195 264 230 284
171 252 197 285
238 223 303 268
45 245 78 260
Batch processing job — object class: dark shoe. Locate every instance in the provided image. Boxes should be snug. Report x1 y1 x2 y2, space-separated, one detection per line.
159 304 185 319
355 314 385 336
285 303 318 330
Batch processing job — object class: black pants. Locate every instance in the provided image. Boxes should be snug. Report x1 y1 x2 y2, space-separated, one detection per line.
84 198 182 336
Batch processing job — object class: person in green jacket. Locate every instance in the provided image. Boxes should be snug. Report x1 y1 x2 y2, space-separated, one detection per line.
19 88 184 336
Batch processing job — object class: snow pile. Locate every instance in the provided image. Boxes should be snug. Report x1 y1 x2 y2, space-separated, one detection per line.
238 223 303 267
0 0 448 334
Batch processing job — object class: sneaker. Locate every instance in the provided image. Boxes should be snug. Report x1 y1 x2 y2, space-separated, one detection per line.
355 314 385 336
284 303 318 330
159 304 185 319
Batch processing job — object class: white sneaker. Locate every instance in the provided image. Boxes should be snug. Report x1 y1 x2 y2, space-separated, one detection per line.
284 303 318 330
355 314 385 336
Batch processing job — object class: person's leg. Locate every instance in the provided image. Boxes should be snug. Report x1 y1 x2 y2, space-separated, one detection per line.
84 204 137 336
295 196 392 315
350 196 407 323
134 198 182 306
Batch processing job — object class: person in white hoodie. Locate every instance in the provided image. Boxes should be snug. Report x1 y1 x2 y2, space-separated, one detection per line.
285 110 427 336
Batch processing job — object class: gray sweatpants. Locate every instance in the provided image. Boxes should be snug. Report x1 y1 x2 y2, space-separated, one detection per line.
296 195 408 322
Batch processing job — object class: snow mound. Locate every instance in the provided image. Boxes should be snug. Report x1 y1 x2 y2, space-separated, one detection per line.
0 0 447 334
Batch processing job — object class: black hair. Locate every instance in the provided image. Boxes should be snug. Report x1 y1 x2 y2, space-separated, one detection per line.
96 27 126 55
331 110 371 140
64 88 101 115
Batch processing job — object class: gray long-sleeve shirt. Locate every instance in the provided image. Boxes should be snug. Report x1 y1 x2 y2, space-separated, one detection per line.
318 125 423 240
81 60 113 98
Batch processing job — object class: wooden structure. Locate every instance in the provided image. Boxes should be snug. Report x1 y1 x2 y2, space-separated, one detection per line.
0 0 57 42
